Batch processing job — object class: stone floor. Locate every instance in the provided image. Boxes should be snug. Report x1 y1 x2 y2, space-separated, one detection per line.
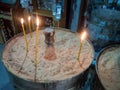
0 43 104 90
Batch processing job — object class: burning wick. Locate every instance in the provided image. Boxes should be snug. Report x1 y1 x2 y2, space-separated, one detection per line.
77 31 87 64
28 16 32 37
21 18 28 52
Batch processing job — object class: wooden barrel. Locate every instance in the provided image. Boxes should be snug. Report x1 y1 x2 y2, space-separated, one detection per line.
96 44 120 90
2 28 94 90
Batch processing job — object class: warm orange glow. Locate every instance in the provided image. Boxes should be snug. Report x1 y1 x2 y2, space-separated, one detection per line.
36 17 39 26
21 18 24 24
81 31 86 41
28 16 31 21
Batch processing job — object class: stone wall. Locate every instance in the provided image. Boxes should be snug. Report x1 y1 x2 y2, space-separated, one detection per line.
87 8 120 51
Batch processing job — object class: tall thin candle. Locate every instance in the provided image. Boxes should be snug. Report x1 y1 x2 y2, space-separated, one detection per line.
35 17 39 65
28 16 32 37
77 31 86 61
21 18 28 52
34 17 39 82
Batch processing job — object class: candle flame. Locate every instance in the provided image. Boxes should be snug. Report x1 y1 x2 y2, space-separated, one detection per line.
81 31 86 41
28 16 31 21
21 18 24 24
36 17 39 26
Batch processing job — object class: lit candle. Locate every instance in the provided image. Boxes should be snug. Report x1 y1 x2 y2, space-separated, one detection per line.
28 16 32 37
21 18 28 52
77 31 86 61
35 17 39 65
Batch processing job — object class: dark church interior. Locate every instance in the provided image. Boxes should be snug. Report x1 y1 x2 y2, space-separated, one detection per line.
0 0 120 90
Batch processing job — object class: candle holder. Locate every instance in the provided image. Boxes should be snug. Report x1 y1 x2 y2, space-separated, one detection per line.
44 28 56 61
44 28 55 46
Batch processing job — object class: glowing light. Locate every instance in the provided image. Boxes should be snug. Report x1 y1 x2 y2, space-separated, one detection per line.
36 17 39 26
21 18 24 24
81 31 87 41
28 16 31 21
